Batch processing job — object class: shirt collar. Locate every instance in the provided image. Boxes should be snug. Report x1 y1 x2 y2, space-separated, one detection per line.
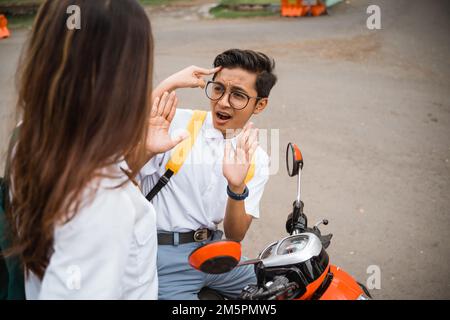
202 112 225 140
201 112 247 148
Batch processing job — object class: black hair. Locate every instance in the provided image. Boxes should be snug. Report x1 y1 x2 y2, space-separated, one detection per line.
213 49 277 98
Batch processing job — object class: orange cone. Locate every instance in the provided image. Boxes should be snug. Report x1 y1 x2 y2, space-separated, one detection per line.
311 4 326 16
281 0 303 17
0 14 11 39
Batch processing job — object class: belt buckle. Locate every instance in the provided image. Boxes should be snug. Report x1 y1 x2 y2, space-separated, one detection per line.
193 229 208 242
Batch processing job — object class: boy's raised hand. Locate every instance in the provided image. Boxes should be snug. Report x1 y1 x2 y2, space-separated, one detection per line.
223 122 259 193
146 91 187 155
165 65 222 90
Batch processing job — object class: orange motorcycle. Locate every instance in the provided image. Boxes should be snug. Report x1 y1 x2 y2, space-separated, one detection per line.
189 143 372 300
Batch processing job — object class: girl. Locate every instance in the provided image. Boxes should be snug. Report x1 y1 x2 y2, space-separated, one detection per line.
5 0 217 299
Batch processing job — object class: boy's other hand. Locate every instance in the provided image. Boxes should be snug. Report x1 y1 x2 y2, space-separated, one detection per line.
223 122 259 193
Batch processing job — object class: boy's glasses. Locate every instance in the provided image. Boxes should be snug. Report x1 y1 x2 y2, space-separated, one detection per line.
205 81 261 110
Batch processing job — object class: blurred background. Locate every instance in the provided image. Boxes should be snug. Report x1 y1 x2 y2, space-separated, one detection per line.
1 0 449 299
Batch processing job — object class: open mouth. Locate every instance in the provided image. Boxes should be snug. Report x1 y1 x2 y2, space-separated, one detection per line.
216 111 232 121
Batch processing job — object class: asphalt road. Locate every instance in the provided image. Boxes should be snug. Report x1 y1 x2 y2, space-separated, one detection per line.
0 0 449 299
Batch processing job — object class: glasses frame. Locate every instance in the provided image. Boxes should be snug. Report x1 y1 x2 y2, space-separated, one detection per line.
205 80 263 110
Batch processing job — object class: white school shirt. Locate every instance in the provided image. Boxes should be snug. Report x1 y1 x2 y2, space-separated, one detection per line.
138 108 270 233
25 161 158 300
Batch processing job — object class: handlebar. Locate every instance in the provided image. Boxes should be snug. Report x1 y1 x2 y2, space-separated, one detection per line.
240 276 300 300
285 200 333 248
286 201 308 234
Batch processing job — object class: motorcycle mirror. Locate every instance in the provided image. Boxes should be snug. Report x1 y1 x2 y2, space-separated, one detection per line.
188 240 242 274
286 143 303 177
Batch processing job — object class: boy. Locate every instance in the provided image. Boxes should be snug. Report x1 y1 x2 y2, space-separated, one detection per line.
141 49 277 299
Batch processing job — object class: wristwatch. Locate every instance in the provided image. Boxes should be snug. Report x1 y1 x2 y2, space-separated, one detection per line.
227 185 249 201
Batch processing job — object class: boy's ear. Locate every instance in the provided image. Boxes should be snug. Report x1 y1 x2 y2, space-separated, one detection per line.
253 98 268 115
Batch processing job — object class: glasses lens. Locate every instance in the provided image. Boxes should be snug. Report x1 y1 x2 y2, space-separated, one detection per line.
206 82 224 101
229 92 249 110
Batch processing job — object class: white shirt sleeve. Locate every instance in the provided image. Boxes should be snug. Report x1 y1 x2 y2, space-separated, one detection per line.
138 153 166 178
244 149 270 219
37 188 136 300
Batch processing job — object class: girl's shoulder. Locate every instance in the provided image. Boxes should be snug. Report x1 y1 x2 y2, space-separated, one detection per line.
56 162 149 236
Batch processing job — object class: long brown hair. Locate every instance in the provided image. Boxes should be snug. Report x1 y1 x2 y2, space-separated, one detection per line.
6 0 154 280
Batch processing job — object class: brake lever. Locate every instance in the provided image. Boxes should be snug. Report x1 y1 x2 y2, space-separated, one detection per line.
310 225 333 249
319 233 333 249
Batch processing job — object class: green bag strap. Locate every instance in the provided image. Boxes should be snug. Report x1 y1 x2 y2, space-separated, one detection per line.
0 126 26 300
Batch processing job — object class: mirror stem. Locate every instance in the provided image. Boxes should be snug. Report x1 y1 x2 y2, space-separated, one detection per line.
295 169 302 207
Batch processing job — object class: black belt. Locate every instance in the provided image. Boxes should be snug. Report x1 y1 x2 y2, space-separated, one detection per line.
157 228 213 245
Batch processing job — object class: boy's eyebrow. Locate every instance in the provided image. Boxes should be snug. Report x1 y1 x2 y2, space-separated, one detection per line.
230 85 248 93
214 79 250 94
